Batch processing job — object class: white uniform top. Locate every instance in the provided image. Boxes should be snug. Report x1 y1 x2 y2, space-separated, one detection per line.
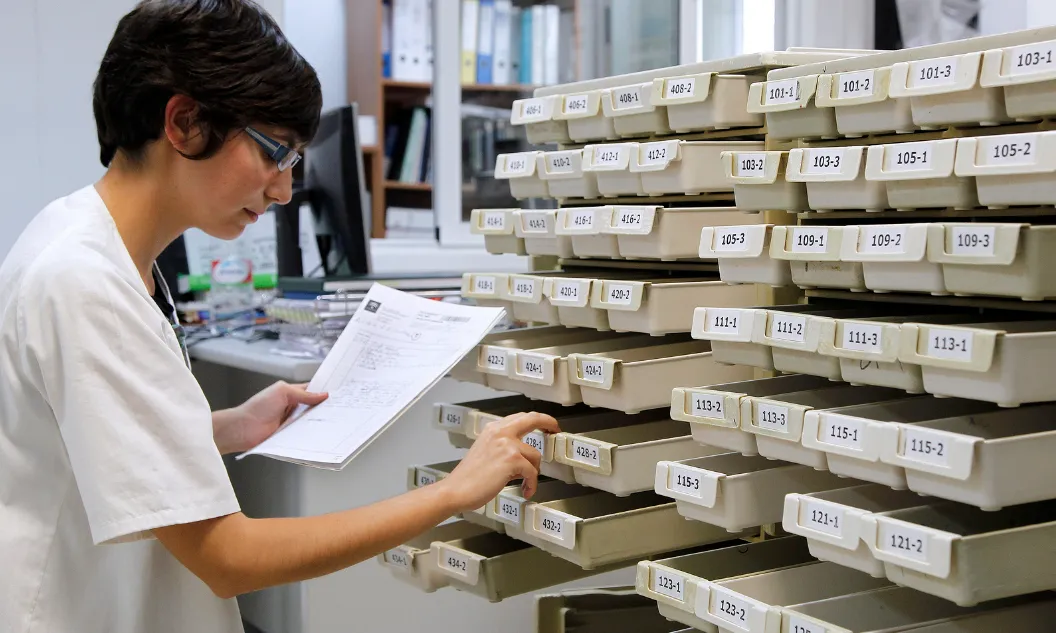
0 185 244 633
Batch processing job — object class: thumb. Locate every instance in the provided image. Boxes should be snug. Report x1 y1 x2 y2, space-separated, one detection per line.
288 385 329 406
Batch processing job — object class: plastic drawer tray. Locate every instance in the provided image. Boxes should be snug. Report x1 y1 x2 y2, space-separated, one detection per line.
553 418 723 496
556 206 620 259
582 143 645 197
699 224 793 287
544 275 614 331
377 520 494 593
927 222 1056 300
431 395 539 443
538 149 601 199
888 52 1010 128
554 90 618 142
694 562 892 633
815 66 916 136
786 146 888 212
636 537 816 633
742 385 908 470
840 223 946 295
514 209 575 258
458 398 580 441
652 72 764 133
783 485 929 578
655 453 849 532
536 587 682 633
459 272 512 323
801 397 1000 489
980 39 1056 120
470 208 527 255
747 75 835 140
568 340 754 414
864 140 977 210
430 530 623 602
954 132 1056 207
770 225 865 291
517 491 741 569
503 273 564 325
898 319 1056 406
631 140 765 196
592 278 758 336
907 599 1056 633
486 479 593 534
511 95 570 144
495 151 548 200
757 307 882 380
860 500 1056 605
610 206 754 261
408 460 459 490
721 151 808 214
671 375 833 456
878 403 1056 510
602 82 671 138
472 327 618 384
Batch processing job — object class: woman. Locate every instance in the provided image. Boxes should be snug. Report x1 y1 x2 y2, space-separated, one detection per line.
0 2 557 632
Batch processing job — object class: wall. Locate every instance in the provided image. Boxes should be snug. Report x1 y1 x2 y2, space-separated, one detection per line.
282 0 346 111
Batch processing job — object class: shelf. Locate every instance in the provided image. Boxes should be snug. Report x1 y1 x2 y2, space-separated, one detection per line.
804 288 1056 314
384 180 433 192
382 78 536 93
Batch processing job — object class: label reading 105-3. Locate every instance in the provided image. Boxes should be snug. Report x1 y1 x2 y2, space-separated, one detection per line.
713 227 749 252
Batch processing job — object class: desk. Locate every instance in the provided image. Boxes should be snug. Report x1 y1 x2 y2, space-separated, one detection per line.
190 337 321 383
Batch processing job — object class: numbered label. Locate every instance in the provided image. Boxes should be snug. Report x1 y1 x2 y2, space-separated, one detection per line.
790 616 825 633
706 308 742 335
523 430 546 454
523 213 549 232
439 408 464 430
518 355 546 378
1009 40 1056 75
537 511 567 538
764 78 800 105
860 226 907 255
908 55 958 89
551 281 581 302
713 227 750 252
756 402 790 432
568 209 595 230
664 77 696 99
979 134 1037 166
472 275 497 294
800 499 844 537
384 549 412 569
733 152 767 178
510 277 537 298
639 142 674 166
801 148 845 175
711 589 751 627
691 393 725 419
925 327 974 361
504 154 532 175
592 146 625 167
884 141 933 171
605 284 634 306
614 206 647 229
571 439 601 467
949 226 996 257
771 313 807 343
651 569 686 602
579 359 605 383
497 495 522 524
442 550 471 575
520 98 547 119
842 322 884 353
564 94 589 114
612 86 643 109
837 69 875 99
484 348 507 371
821 415 866 450
878 522 929 563
669 465 704 498
416 470 438 487
790 227 830 254
482 211 506 230
546 153 575 173
902 427 950 467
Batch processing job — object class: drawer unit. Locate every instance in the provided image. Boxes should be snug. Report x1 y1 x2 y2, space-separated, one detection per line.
743 385 908 470
888 52 1010 128
699 224 794 287
470 208 527 255
786 146 888 212
652 72 764 133
538 149 601 200
878 403 1056 510
544 275 612 331
770 225 865 290
864 140 977 210
602 82 671 138
582 142 644 197
954 132 1056 207
471 327 617 383
672 375 833 456
431 395 539 444
568 339 754 413
460 273 512 325
721 151 808 214
758 307 862 380
503 273 562 325
747 75 835 140
460 398 580 441
907 600 1056 633
495 151 548 200
592 277 758 336
840 223 946 295
928 222 1056 301
554 90 618 142
815 66 916 135
486 480 593 534
378 520 494 593
655 453 850 532
536 587 683 633
610 206 752 262
860 500 1056 605
554 418 722 496
899 319 1056 406
783 485 929 578
555 206 620 259
801 397 1000 489
632 140 765 196
511 95 570 144
514 209 576 258
980 39 1056 120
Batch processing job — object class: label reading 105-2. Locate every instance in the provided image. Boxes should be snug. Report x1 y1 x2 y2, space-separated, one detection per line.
980 135 1037 166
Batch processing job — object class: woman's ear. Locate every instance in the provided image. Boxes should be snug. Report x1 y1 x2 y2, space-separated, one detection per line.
163 94 209 157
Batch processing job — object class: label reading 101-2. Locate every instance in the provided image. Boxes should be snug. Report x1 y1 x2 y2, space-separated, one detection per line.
416 471 437 487
837 69 875 98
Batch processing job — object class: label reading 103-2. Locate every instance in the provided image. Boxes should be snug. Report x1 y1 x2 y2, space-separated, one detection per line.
734 153 767 178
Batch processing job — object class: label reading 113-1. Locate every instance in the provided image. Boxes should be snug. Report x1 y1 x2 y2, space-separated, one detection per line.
925 327 973 361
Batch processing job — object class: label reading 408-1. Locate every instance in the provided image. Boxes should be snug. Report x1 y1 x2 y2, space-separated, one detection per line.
612 87 642 109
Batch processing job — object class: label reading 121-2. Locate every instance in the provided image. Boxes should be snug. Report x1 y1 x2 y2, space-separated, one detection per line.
878 521 929 563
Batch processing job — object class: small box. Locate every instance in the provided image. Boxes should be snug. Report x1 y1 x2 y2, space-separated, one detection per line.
610 206 754 261
928 222 1056 301
652 72 764 133
555 206 620 258
581 143 644 197
840 223 946 294
864 139 977 210
537 149 600 199
552 90 618 142
770 225 866 291
632 140 764 196
377 521 494 592
510 95 571 144
815 66 916 135
699 224 793 286
980 39 1056 120
494 151 548 199
888 52 1011 128
470 208 527 255
720 150 808 213
785 146 888 212
953 131 1056 208
746 74 835 140
591 278 757 336
513 209 576 258
601 82 671 138
502 273 561 325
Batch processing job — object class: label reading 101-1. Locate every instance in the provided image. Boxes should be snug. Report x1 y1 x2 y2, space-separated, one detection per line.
925 327 973 361
664 77 696 99
764 78 799 105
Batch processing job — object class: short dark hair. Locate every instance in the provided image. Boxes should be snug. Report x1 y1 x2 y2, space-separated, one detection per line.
92 0 322 167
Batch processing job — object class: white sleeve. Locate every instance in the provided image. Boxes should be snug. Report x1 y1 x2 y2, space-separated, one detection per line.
20 261 240 545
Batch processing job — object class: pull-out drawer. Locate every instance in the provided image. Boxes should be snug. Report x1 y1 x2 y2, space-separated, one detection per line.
582 143 644 197
538 148 601 199
815 66 915 136
503 272 570 325
757 307 890 379
377 520 494 593
631 140 764 196
432 395 554 446
495 151 548 200
545 273 660 332
888 52 1010 128
555 90 617 142
602 82 671 138
721 151 808 214
470 208 527 255
840 223 946 295
510 95 570 144
863 140 976 210
514 209 575 258
747 75 834 140
458 326 612 384
459 273 512 331
927 223 1056 301
653 72 764 133
980 38 1056 119
906 599 1056 633
592 277 758 336
953 132 1056 208
536 586 685 633
458 398 584 441
556 206 621 259
407 460 506 533
770 225 866 291
655 453 849 532
785 146 888 212
609 206 754 261
486 479 594 535
699 224 794 288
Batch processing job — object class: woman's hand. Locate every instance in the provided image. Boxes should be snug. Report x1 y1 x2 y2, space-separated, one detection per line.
438 411 559 513
213 381 329 454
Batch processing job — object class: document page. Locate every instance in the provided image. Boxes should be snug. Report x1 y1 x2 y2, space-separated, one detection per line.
240 283 504 469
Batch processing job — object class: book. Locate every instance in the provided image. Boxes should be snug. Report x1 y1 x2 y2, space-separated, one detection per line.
460 0 480 84
476 0 495 84
491 0 512 84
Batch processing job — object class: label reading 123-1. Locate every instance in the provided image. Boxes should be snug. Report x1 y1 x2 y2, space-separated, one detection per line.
651 569 686 601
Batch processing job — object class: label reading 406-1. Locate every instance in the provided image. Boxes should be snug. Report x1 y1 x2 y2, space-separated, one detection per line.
521 99 546 118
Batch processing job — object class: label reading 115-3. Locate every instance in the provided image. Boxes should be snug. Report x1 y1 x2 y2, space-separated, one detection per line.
669 465 703 498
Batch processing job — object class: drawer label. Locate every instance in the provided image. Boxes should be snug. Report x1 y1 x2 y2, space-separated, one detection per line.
878 521 929 563
837 69 875 98
518 355 546 378
504 153 532 176
801 148 844 175
949 226 995 256
884 141 934 171
537 510 568 539
764 78 800 105
664 77 696 99
613 206 647 228
483 348 507 371
605 284 634 306
842 322 884 353
925 327 973 361
592 146 626 167
522 213 549 232
908 55 958 89
567 208 596 229
800 499 844 537
821 415 866 451
546 153 576 173
472 275 497 295
706 308 742 335
564 94 589 114
509 277 537 298
669 464 704 498
652 568 687 602
639 141 674 166
520 98 547 119
441 549 471 576
711 588 751 629
496 494 522 524
979 134 1037 166
523 430 546 454
790 616 825 633
1009 40 1056 76
901 427 950 467
551 281 581 302
756 402 790 433
713 227 751 252
571 439 602 467
579 359 606 383
383 548 412 569
691 393 725 419
416 470 438 487
859 226 907 254
771 313 807 343
438 407 464 430
482 211 506 230
789 227 831 253
612 85 644 110
733 153 767 178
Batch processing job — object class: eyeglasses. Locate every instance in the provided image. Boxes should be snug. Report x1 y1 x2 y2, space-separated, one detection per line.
245 126 301 172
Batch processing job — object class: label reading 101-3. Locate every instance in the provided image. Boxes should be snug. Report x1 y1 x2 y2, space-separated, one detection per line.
908 56 958 88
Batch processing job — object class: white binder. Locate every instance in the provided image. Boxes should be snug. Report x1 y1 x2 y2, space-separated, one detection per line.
544 4 559 86
492 0 513 85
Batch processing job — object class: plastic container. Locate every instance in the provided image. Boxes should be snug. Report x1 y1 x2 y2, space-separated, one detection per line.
538 149 601 199
864 139 978 210
503 273 562 325
746 75 835 140
431 395 534 445
720 151 809 214
459 272 512 321
543 275 612 331
699 224 794 286
815 66 916 135
840 223 946 294
631 140 765 196
495 151 548 200
554 90 619 142
671 375 833 457
879 403 1056 510
582 143 644 197
980 39 1056 120
377 520 494 593
609 206 753 261
954 132 1056 207
757 307 859 380
486 479 593 534
470 208 527 255
469 326 617 384
785 146 888 212
888 52 1011 128
457 397 578 442
928 222 1056 300
860 500 1056 605
898 319 1056 406
652 72 764 133
655 453 850 532
592 277 758 336
536 587 680 633
555 206 620 258
553 418 723 496
601 82 671 138
908 599 1056 633
407 460 459 491
770 225 866 291
513 210 576 258
511 95 571 144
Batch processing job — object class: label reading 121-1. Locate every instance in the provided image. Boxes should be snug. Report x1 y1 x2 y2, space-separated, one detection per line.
800 499 844 537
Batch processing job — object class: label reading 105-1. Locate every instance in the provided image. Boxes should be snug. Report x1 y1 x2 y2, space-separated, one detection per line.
571 440 601 467
606 284 634 305
884 141 933 172
925 327 973 361
664 77 696 99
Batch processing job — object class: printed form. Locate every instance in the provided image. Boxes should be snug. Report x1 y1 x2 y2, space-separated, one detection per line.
240 283 504 469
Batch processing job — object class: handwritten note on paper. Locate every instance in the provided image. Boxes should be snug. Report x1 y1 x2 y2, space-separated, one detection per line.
240 284 505 469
